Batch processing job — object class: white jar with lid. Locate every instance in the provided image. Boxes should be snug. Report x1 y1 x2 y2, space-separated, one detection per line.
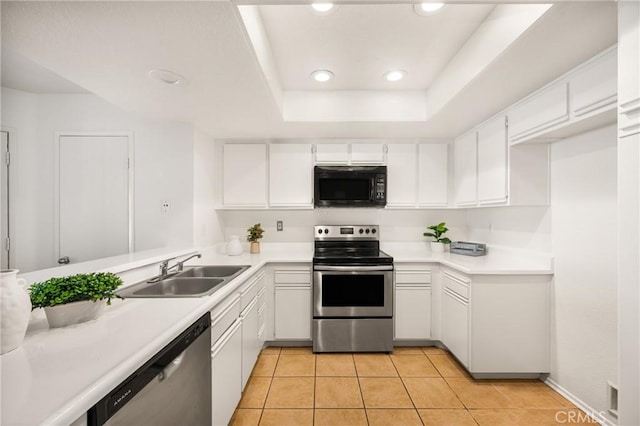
227 236 243 256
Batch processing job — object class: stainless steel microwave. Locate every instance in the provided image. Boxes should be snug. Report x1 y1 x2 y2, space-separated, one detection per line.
314 166 387 208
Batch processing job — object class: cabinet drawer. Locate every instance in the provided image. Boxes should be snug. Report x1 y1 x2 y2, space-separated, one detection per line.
240 278 259 311
442 270 470 300
211 295 241 345
257 286 266 308
395 270 432 285
275 269 311 285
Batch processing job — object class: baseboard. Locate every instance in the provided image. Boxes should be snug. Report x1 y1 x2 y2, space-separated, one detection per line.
544 377 617 426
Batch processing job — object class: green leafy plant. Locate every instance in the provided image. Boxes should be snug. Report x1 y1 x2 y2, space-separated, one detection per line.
423 222 451 244
247 223 265 243
29 272 123 309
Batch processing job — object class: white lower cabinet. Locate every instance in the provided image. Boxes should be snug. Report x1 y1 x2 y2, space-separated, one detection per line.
241 297 259 388
441 271 470 367
211 319 242 426
394 265 432 340
273 265 312 340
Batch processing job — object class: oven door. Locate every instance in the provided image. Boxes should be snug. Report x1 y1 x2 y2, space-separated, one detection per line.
313 265 393 317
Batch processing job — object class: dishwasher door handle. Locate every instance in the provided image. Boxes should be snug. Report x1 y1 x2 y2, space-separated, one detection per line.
158 352 185 382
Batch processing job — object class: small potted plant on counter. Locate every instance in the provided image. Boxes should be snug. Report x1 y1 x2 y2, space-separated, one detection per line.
247 223 265 254
29 272 123 328
424 222 451 253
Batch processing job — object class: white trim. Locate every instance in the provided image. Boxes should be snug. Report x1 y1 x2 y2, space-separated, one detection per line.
544 377 617 426
54 131 135 264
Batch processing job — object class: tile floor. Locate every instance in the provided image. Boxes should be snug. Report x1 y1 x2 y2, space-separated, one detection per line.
230 347 596 426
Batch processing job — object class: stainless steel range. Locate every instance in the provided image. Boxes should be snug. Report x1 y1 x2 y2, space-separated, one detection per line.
312 225 394 353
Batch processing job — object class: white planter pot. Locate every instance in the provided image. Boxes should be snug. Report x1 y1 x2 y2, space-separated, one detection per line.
44 300 105 328
227 235 243 256
0 269 32 355
430 242 446 253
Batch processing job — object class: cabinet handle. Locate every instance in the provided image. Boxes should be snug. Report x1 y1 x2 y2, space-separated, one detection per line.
444 287 469 305
211 319 241 355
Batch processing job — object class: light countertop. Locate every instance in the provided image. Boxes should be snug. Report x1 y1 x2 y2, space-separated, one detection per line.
1 242 551 425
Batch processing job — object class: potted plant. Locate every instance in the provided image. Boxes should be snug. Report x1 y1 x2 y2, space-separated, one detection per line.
247 223 265 254
29 272 122 328
423 222 451 253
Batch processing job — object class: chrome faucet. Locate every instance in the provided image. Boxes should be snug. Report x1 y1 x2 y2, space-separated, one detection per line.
173 253 202 272
151 253 202 282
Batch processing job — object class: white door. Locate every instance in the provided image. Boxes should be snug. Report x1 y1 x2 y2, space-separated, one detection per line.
269 143 313 207
386 144 417 207
58 135 130 265
477 115 508 204
1 131 9 269
223 144 267 207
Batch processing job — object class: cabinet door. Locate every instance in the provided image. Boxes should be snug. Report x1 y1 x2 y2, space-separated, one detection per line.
241 298 259 389
508 82 569 143
351 143 385 164
441 289 469 367
211 320 242 426
454 132 477 206
275 287 311 339
269 143 313 207
223 144 267 207
315 143 349 164
418 144 448 207
477 116 507 205
570 49 617 119
387 144 417 207
395 286 431 340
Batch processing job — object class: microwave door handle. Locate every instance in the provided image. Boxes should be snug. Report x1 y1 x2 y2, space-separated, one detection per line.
314 265 393 272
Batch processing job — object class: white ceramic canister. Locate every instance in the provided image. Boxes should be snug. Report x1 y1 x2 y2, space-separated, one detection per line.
227 235 243 256
0 269 32 355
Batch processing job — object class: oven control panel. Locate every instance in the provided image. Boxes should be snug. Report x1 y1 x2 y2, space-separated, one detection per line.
314 225 379 240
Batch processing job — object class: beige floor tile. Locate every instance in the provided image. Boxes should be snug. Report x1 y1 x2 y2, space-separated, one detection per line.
264 377 315 408
445 378 516 409
280 346 313 354
493 380 576 409
252 355 279 377
421 346 449 355
354 354 398 377
366 409 423 426
418 409 478 426
403 377 464 408
314 409 368 426
391 354 440 377
230 409 262 426
359 377 414 408
273 355 315 376
470 408 597 426
427 354 468 378
315 377 364 408
260 347 281 355
392 347 425 354
316 354 356 376
259 409 313 426
238 377 272 408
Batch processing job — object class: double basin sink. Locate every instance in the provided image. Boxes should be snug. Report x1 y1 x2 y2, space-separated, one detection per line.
118 265 251 298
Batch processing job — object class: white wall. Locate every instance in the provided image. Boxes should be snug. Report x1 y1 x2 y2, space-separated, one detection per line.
548 125 618 421
1 87 195 272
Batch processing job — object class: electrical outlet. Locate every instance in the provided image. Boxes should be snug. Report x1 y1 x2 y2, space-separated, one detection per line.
277 220 283 231
161 200 170 214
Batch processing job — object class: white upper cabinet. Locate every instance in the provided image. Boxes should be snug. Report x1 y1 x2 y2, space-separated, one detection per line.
454 132 477 207
418 144 448 207
477 116 507 205
269 143 313 208
351 143 385 164
508 82 569 143
223 144 267 208
570 48 617 119
619 2 640 138
315 143 349 164
386 144 417 207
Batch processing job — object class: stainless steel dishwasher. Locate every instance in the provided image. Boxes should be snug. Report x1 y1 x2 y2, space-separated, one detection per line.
88 313 211 425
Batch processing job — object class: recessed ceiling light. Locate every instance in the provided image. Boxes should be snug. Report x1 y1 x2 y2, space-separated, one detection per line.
414 2 445 15
311 3 334 13
310 69 334 82
384 70 407 82
148 69 186 86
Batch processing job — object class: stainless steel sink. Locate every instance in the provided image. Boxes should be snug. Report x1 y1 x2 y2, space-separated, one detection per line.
117 264 251 298
176 265 249 278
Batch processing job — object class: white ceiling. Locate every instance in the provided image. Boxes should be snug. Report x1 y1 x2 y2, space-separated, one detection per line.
0 1 617 139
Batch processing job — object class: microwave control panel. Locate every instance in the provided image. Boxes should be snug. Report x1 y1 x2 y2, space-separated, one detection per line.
375 175 386 201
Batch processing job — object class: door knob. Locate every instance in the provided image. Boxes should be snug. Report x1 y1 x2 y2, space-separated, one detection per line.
58 256 70 265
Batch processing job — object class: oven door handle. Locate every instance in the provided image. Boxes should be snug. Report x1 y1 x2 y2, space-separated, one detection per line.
314 265 393 272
